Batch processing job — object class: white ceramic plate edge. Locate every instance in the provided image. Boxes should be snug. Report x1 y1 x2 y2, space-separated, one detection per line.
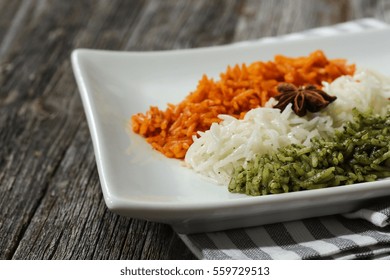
71 29 390 233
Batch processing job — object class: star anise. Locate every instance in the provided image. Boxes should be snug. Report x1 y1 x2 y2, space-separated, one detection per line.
273 83 337 117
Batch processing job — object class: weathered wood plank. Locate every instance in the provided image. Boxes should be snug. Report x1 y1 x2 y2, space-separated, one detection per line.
0 0 95 259
1 0 390 260
0 0 196 260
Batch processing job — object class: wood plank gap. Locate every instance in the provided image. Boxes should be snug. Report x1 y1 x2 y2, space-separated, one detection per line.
118 220 133 259
46 230 64 260
89 208 118 259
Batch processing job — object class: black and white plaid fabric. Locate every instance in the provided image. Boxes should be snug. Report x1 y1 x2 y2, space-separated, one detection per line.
179 19 390 260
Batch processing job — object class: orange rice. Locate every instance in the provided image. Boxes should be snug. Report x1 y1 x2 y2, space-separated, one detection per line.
131 50 355 159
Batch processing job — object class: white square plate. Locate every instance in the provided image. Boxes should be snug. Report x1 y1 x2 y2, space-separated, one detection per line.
71 28 390 233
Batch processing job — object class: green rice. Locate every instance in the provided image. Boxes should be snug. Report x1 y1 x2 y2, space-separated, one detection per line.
228 109 390 196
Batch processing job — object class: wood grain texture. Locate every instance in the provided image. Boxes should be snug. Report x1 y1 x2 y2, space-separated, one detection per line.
0 0 389 260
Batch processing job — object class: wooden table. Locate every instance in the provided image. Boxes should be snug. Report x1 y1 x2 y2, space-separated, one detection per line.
1 0 389 260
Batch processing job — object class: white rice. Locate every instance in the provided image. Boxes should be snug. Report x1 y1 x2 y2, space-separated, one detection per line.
184 69 390 185
322 68 390 128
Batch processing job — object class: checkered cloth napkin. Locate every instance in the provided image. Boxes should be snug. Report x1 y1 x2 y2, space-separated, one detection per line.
179 19 390 260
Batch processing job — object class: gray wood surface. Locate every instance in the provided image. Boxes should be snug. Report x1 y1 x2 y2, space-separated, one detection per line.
0 0 389 260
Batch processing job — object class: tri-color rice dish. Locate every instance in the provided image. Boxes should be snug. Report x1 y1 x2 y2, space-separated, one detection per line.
130 51 390 196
